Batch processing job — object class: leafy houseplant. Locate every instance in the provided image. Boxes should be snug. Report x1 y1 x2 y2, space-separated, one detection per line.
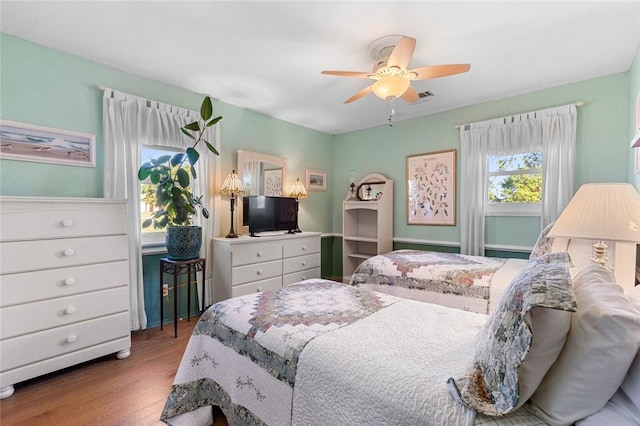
138 96 221 260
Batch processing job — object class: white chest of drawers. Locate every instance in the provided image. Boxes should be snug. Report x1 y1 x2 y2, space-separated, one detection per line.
213 232 321 302
0 196 131 399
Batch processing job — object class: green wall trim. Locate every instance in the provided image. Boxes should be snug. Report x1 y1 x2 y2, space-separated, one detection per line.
143 254 201 329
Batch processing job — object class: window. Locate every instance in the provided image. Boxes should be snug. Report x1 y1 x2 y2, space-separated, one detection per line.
485 151 542 216
140 146 182 247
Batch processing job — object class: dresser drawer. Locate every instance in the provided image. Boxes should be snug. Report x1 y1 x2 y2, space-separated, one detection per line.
231 276 282 298
283 268 321 286
0 261 129 307
0 312 130 371
283 236 320 258
283 253 321 275
0 201 126 242
231 241 282 267
232 260 282 286
0 235 128 274
1 286 129 339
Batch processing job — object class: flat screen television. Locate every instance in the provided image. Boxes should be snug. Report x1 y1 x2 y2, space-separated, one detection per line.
243 195 297 236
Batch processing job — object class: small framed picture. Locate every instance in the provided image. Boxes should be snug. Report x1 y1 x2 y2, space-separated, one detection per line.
306 168 327 191
0 119 96 167
263 168 283 196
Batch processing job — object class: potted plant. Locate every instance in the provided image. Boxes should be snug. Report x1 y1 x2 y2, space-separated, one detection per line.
138 96 221 260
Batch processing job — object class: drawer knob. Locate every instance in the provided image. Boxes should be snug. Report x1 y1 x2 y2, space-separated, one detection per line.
257 251 263 257
65 306 77 315
302 275 306 280
63 248 75 257
302 246 307 251
66 335 78 343
256 269 263 275
64 278 76 286
302 261 307 266
256 287 262 292
62 219 74 227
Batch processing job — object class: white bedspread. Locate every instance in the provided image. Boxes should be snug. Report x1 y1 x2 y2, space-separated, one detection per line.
292 299 487 426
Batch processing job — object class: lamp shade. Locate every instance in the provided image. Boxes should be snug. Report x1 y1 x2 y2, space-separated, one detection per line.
220 170 244 195
548 183 640 243
289 178 308 199
372 75 410 100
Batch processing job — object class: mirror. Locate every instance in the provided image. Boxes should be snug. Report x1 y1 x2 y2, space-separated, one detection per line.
357 181 386 201
237 150 288 235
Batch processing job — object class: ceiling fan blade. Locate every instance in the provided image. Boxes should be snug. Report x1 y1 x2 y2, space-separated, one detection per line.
387 36 416 69
408 64 471 80
321 70 374 79
401 85 419 103
344 85 374 104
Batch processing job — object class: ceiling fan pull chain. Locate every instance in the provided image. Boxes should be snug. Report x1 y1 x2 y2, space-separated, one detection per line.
388 100 395 126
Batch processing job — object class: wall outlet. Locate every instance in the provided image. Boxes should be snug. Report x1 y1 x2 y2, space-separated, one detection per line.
162 284 169 297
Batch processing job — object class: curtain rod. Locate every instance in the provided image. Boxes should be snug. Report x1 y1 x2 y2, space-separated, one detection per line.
454 101 584 129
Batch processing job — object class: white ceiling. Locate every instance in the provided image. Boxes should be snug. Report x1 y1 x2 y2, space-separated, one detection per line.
2 1 640 135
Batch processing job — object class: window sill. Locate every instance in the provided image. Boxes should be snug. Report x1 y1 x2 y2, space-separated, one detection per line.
485 210 541 217
142 243 167 256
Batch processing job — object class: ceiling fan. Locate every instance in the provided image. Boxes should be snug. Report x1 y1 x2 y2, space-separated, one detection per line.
322 35 471 104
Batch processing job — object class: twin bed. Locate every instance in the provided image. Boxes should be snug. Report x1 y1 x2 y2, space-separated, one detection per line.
161 245 640 426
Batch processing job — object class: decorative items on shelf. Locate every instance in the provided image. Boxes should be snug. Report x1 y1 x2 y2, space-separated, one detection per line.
289 178 308 233
346 169 357 201
220 170 244 238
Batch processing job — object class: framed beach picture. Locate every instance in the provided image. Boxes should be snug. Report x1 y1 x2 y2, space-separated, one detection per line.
0 120 96 167
306 168 327 191
263 168 283 196
406 149 456 226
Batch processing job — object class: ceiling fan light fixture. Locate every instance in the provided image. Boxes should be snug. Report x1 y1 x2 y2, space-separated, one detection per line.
372 75 410 100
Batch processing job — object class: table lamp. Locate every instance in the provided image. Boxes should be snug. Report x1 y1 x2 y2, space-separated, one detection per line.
548 183 640 293
220 170 244 238
289 178 308 233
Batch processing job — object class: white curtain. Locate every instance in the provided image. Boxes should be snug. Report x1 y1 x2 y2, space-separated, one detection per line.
244 161 261 195
459 104 576 256
103 88 221 330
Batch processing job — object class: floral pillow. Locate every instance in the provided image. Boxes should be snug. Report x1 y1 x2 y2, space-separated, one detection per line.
529 222 555 259
448 251 576 416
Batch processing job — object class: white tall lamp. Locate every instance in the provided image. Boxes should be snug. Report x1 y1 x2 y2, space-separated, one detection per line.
289 178 308 233
220 170 244 238
548 183 640 293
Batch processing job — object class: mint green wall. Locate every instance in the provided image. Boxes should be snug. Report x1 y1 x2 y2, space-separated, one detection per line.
332 73 631 249
629 46 640 190
0 33 335 325
0 33 334 234
1 33 635 300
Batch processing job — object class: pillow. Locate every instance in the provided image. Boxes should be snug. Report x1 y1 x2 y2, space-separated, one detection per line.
530 265 640 426
529 222 555 259
576 388 640 426
621 285 640 410
448 252 576 416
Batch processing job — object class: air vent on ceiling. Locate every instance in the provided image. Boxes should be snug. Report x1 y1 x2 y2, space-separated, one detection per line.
414 90 435 103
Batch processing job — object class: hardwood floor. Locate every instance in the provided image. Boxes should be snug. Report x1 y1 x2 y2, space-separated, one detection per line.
0 317 228 426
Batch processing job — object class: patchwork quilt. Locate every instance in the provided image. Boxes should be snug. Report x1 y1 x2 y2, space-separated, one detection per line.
160 279 401 425
350 250 513 314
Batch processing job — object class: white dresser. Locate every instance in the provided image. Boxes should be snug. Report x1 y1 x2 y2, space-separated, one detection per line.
0 196 131 399
213 232 321 302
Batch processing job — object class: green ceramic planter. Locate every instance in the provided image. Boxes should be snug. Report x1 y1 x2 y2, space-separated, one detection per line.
166 226 202 260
